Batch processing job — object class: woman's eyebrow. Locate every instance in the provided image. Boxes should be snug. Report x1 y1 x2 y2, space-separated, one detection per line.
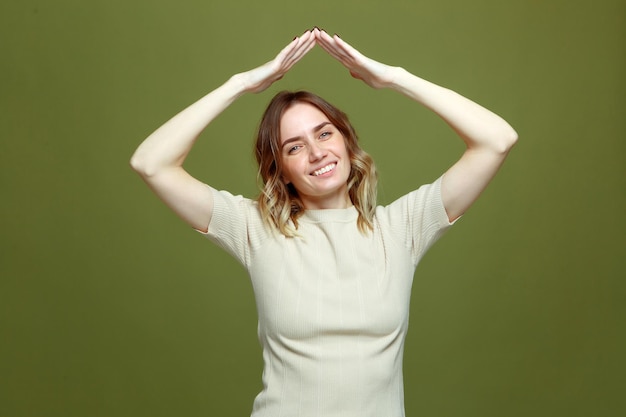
282 122 332 148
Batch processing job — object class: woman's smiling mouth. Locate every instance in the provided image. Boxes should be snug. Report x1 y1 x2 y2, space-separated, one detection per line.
312 163 337 176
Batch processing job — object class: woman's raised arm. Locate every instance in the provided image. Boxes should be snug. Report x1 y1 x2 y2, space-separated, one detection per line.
131 31 317 232
316 31 518 222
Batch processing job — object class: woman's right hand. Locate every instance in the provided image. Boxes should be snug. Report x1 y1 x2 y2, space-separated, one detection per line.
237 29 318 94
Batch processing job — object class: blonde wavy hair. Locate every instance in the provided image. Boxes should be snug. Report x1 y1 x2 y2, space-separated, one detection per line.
255 91 378 237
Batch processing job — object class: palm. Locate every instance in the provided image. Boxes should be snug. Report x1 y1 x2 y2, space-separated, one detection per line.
315 31 395 89
241 31 316 94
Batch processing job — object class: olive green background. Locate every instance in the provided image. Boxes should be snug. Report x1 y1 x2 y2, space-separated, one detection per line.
1 0 624 416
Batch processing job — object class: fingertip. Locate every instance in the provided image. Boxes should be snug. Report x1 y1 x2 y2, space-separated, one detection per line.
315 29 330 42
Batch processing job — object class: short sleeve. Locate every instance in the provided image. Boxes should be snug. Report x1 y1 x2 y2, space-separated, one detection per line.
196 188 267 268
378 176 458 265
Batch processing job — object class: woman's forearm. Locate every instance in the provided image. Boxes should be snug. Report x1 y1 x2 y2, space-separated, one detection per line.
130 74 247 177
387 67 518 153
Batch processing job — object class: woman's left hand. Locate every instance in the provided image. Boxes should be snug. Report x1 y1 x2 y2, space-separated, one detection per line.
315 30 397 89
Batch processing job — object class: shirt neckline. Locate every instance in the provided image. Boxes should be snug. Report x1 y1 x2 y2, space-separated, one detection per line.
300 206 358 223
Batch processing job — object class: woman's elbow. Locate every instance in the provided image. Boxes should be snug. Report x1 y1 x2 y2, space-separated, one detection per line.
499 126 518 152
129 153 154 178
492 126 518 155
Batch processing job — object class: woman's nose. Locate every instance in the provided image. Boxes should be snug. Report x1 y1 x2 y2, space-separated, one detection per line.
309 142 326 161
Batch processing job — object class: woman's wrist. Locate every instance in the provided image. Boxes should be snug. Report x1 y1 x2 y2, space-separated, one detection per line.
384 66 408 91
226 72 253 98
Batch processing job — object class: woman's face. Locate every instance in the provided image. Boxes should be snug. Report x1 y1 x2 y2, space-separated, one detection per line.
279 102 352 209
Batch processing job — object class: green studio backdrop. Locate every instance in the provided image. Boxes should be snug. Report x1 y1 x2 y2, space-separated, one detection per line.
1 0 624 416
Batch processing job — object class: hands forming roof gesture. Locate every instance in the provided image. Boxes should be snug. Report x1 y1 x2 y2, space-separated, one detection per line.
240 27 396 93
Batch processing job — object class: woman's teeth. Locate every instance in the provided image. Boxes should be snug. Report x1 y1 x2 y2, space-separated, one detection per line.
313 163 336 176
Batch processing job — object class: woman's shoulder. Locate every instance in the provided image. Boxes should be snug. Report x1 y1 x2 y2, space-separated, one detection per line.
208 187 266 230
377 177 444 212
202 188 269 265
211 188 257 207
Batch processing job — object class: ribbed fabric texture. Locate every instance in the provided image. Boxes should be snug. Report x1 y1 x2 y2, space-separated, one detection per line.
203 177 454 417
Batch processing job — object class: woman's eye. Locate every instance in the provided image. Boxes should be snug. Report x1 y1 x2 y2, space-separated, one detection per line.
288 145 302 154
319 131 331 140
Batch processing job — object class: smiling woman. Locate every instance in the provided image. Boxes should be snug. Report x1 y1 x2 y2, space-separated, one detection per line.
130 27 517 417
255 90 377 235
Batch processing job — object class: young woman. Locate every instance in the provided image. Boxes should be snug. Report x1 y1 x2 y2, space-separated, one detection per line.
131 28 517 417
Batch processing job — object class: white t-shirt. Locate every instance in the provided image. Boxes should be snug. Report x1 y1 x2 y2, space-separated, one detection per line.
203 177 454 417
